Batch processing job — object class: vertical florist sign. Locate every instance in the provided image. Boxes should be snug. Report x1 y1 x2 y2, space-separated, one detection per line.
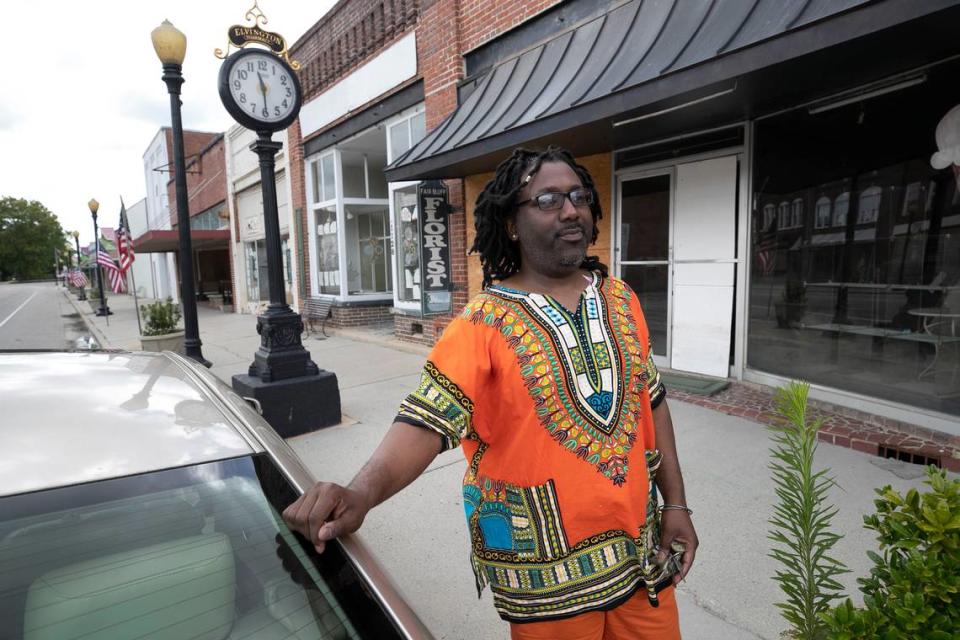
418 180 452 316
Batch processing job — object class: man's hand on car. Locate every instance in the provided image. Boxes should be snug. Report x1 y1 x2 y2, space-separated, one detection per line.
282 482 372 553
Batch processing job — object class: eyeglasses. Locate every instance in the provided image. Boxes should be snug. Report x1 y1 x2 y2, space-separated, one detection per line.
517 188 594 211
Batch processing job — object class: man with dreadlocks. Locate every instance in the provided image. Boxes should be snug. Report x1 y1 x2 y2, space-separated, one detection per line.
284 146 697 639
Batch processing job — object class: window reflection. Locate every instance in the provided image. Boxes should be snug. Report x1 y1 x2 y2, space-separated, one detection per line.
394 186 420 302
750 65 960 417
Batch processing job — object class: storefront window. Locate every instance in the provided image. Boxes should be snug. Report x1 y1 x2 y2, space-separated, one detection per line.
749 64 960 417
315 205 339 295
245 239 292 302
345 205 391 294
245 242 259 302
189 204 226 230
387 111 426 163
311 153 337 203
393 185 419 302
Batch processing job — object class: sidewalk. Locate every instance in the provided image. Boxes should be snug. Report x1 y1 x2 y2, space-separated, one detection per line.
65 290 951 639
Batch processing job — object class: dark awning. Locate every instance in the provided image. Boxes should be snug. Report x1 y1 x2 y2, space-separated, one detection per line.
132 230 231 253
385 0 959 181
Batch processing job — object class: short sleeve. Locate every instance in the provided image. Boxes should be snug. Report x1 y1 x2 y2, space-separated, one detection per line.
395 315 490 450
643 342 666 409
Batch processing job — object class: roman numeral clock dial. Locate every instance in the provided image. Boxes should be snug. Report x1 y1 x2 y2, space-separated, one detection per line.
218 49 301 132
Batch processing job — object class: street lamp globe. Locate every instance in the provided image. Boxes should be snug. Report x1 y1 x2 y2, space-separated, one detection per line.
88 198 99 219
151 20 187 66
71 230 79 240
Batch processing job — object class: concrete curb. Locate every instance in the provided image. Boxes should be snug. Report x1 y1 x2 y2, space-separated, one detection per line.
60 288 115 350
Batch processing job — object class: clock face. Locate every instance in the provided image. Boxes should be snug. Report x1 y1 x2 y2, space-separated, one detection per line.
219 49 301 131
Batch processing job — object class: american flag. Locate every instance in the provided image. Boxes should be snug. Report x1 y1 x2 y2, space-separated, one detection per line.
97 249 126 293
755 236 778 276
67 269 89 288
117 198 135 275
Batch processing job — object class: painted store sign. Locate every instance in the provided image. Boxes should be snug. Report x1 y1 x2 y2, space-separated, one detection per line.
418 180 452 316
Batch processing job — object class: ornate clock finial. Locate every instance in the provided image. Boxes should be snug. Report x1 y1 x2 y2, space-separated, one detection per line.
245 1 268 28
215 1 300 69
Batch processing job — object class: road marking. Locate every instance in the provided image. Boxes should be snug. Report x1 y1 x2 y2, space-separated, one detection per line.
0 292 38 330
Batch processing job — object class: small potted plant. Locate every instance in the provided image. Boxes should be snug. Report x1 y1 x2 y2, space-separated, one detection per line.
139 297 185 354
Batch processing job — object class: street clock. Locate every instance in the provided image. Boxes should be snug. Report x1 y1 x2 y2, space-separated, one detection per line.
218 48 302 132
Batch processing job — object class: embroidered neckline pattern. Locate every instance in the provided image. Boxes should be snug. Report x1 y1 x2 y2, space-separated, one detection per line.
469 275 648 485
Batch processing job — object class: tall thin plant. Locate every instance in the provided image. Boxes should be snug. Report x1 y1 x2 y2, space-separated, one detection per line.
768 381 849 639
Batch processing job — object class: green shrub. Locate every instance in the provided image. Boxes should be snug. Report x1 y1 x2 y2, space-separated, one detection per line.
768 381 848 639
823 467 960 640
140 298 182 336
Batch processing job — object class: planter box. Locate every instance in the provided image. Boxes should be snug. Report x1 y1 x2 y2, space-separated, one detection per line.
140 331 185 354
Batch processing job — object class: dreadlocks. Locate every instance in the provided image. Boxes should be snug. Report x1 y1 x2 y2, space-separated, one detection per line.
470 146 608 289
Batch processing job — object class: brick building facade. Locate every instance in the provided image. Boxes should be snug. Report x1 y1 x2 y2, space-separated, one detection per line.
166 134 227 227
164 133 233 310
286 0 563 344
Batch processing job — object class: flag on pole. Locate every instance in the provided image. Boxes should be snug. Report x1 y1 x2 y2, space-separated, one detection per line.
117 197 135 275
68 269 89 288
98 249 126 293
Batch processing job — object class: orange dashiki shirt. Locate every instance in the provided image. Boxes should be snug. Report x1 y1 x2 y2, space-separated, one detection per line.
395 272 666 623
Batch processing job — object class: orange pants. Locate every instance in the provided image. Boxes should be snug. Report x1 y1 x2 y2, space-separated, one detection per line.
509 586 680 640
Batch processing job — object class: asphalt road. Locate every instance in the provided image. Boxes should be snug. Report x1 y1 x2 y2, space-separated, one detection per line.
0 282 95 351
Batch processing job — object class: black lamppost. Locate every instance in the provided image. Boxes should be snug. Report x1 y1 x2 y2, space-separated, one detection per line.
151 19 210 367
72 230 86 301
89 199 111 316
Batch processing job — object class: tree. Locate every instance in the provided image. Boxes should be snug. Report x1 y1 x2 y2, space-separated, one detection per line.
0 197 69 281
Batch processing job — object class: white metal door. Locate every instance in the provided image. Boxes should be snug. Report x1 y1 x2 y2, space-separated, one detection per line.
671 156 738 377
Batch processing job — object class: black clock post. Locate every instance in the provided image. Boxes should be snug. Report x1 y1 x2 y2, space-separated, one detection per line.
230 130 341 435
216 28 340 436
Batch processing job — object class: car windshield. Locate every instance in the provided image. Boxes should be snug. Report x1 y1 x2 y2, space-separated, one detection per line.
0 455 404 640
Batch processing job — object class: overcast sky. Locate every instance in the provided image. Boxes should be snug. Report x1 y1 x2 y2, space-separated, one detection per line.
1 1 337 245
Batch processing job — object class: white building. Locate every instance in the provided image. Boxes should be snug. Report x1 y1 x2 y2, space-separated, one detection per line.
224 125 298 314
140 129 180 302
123 197 158 299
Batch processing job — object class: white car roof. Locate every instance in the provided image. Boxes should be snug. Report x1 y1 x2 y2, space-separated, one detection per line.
0 351 260 497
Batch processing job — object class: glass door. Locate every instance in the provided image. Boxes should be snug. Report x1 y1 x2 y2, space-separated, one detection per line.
617 171 672 361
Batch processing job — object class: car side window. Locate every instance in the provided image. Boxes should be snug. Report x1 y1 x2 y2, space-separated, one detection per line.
0 457 403 640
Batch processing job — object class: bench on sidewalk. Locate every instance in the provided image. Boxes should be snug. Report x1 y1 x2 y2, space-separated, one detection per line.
302 296 334 338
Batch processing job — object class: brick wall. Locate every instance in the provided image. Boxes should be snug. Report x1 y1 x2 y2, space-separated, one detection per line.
458 0 563 53
291 0 420 102
417 0 462 131
287 119 311 301
166 131 222 227
329 303 393 327
464 152 613 300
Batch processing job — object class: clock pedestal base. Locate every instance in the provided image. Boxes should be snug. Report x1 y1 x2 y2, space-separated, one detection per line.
232 370 341 438
232 306 342 437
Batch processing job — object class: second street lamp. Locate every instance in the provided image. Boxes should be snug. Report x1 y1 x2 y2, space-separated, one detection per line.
151 19 210 367
89 199 111 316
72 230 86 301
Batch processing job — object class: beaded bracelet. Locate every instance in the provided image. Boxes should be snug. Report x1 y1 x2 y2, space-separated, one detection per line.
660 503 693 515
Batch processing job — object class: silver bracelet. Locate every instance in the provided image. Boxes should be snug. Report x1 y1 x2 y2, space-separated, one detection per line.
660 503 693 515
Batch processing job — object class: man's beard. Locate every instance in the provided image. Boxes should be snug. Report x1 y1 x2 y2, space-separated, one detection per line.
558 252 585 267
